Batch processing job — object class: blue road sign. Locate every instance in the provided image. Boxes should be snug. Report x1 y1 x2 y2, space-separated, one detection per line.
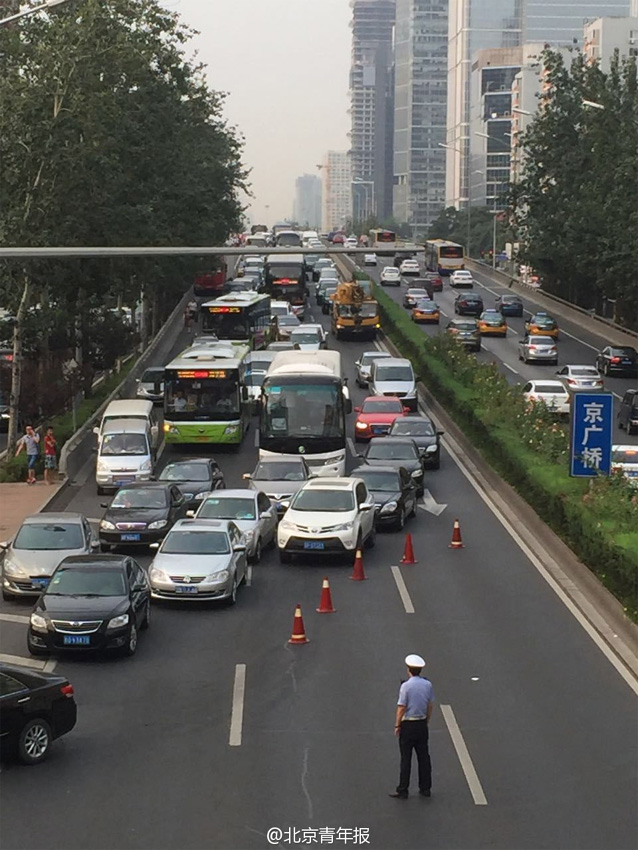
570 393 613 477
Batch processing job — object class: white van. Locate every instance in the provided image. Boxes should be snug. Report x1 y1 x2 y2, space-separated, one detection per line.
94 399 159 453
95 419 154 495
369 357 417 411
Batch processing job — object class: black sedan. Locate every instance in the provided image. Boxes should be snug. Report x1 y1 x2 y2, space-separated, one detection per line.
495 293 524 317
0 664 77 764
595 345 638 377
389 415 443 469
27 554 150 658
454 293 484 316
99 482 189 549
353 466 417 531
158 458 225 509
359 437 425 496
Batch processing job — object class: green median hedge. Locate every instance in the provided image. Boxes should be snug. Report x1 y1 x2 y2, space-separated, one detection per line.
365 272 638 621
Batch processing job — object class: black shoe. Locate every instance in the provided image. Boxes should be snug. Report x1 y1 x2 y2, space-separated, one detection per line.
419 790 431 797
389 792 408 799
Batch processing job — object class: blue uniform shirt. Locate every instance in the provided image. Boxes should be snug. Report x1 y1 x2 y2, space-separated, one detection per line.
397 676 434 719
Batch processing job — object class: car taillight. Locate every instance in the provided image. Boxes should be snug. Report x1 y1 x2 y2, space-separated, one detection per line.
529 346 537 351
567 379 577 384
610 357 621 363
60 684 74 698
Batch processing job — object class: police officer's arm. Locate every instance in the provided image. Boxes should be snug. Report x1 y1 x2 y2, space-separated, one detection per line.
426 700 434 723
395 704 406 733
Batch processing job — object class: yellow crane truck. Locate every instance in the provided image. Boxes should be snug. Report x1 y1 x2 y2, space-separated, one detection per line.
330 280 381 340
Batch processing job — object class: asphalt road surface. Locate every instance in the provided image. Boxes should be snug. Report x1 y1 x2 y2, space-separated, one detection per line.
1 295 637 850
365 258 638 445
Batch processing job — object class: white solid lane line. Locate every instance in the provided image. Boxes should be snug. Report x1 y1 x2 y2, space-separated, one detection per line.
253 428 259 448
347 437 358 457
559 328 599 352
245 566 253 587
0 613 30 624
440 704 488 805
502 362 519 374
229 663 247 747
43 658 57 673
390 565 415 614
0 653 48 671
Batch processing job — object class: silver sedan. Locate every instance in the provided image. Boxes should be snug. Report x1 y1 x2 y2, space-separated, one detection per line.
149 519 247 604
518 335 558 365
556 364 605 393
192 489 277 563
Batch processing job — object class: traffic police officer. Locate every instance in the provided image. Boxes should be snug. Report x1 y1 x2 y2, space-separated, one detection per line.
389 654 434 799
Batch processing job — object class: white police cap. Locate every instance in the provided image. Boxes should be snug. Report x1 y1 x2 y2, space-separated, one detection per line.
405 654 425 668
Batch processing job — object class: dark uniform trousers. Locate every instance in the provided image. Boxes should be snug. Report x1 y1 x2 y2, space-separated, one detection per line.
397 719 431 794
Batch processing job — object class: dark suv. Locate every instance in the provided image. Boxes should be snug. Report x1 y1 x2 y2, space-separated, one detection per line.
617 389 638 435
595 346 638 377
454 293 484 316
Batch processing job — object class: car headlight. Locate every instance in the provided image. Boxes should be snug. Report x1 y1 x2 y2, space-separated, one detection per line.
107 613 130 630
206 570 229 583
355 421 368 430
140 460 152 472
411 469 423 478
333 521 354 532
148 520 167 530
380 501 398 515
224 425 239 435
96 460 110 473
3 559 27 577
164 423 179 434
100 520 115 530
150 567 169 582
30 612 48 631
279 520 297 532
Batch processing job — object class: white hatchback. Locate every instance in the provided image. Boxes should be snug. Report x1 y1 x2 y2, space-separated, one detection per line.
399 259 420 276
522 380 570 415
363 253 377 266
450 270 474 288
277 478 376 562
380 266 401 286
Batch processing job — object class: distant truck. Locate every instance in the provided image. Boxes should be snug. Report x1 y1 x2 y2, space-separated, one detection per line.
330 280 380 340
251 224 268 235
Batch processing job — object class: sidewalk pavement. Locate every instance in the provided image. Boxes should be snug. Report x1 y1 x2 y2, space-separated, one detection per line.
0 481 65 542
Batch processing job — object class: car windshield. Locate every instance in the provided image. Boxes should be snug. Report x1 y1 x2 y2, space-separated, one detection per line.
361 400 403 413
278 316 300 327
415 301 435 310
533 316 555 326
14 523 84 551
141 369 164 383
529 336 555 345
161 530 230 555
198 497 256 521
502 295 521 303
271 306 290 317
245 371 266 387
356 470 400 492
291 333 320 345
159 463 210 483
111 488 167 509
375 366 413 382
612 448 638 464
47 567 126 597
100 433 148 456
391 419 435 436
571 367 599 377
610 348 636 356
408 290 427 298
253 461 306 481
361 353 390 367
290 489 354 512
454 322 477 331
367 442 417 460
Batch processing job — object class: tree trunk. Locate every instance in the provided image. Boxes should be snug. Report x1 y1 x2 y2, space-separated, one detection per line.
7 275 32 456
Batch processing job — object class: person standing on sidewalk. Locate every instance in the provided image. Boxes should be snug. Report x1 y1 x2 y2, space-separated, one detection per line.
389 654 434 799
43 426 58 485
15 425 40 485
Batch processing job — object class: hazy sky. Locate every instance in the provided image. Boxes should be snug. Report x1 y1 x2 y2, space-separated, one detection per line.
161 0 352 224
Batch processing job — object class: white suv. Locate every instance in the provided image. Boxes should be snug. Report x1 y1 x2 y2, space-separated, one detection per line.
277 478 376 562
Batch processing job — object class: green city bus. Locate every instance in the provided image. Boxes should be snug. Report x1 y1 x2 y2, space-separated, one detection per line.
163 342 251 445
200 292 273 349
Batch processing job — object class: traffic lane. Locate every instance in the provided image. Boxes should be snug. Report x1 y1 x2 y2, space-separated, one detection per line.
367 266 638 442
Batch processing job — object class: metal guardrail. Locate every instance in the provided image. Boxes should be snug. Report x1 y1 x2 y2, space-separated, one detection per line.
466 258 638 341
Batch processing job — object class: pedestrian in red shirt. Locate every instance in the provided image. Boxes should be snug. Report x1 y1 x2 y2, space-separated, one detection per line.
43 426 57 485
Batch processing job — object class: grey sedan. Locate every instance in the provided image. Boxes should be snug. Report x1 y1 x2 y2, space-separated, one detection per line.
556 365 604 393
149 519 247 604
193 489 277 563
518 334 558 365
1 513 98 600
243 457 313 516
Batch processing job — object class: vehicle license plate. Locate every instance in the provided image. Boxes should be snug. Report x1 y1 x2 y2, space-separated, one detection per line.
121 533 141 542
175 585 198 594
115 478 133 486
304 541 325 550
32 578 50 589
63 635 90 646
372 426 386 434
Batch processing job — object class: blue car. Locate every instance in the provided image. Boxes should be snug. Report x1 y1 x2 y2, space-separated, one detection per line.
495 293 524 316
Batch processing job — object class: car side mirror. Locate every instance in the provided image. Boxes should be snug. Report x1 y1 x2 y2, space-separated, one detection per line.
361 501 374 511
90 540 100 549
355 361 360 368
437 430 445 436
403 406 411 414
233 544 247 553
93 426 99 435
149 542 160 550
133 583 147 592
242 473 252 480
308 473 318 479
354 406 362 414
345 399 353 415
100 502 111 509
0 541 9 550
186 510 195 518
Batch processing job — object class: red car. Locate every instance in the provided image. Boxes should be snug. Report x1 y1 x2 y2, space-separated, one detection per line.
353 396 408 442
332 233 345 244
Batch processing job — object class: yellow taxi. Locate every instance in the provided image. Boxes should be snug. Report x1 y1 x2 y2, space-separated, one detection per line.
477 309 507 337
525 311 559 339
411 300 440 324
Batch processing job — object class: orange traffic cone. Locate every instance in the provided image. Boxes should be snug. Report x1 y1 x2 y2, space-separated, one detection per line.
349 548 367 581
316 577 336 613
288 604 309 644
400 533 417 564
449 518 464 549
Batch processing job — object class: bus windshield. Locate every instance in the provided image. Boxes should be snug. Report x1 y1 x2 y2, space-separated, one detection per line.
261 381 343 440
201 311 249 339
268 264 303 281
376 231 396 243
440 245 463 258
165 376 240 420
